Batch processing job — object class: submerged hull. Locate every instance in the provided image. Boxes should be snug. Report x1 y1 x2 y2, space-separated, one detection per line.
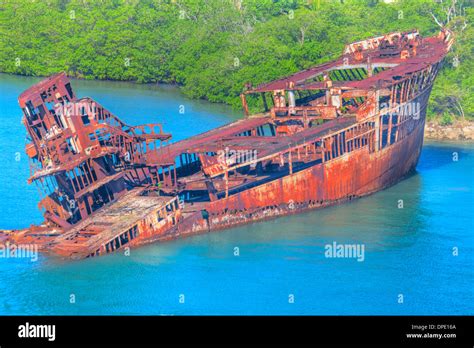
1 30 452 259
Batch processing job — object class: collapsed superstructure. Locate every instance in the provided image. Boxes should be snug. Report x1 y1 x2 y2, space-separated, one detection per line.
1 29 453 259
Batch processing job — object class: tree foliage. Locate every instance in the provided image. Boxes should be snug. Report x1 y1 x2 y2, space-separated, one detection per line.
0 0 471 118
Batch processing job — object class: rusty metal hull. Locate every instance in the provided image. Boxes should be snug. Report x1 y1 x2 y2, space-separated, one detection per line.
1 29 453 259
126 99 427 244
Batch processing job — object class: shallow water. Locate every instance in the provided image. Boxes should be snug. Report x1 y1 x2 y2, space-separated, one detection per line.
0 74 472 315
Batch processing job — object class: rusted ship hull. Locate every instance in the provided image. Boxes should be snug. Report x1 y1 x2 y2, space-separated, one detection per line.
1 29 453 259
136 88 428 242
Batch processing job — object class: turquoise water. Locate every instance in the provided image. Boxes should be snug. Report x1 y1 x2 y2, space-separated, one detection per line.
0 73 472 315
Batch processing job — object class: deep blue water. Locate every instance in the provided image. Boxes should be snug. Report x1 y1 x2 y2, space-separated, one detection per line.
0 73 472 315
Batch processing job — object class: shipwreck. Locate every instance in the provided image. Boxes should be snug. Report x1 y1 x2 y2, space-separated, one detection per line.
0 29 454 259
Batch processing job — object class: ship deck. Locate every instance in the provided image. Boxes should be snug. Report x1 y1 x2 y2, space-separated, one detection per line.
50 188 174 258
146 117 272 165
147 116 355 169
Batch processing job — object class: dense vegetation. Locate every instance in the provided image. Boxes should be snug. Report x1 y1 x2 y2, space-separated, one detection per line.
0 0 472 121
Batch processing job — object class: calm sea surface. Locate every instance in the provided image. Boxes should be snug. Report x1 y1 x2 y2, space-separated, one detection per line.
0 73 472 315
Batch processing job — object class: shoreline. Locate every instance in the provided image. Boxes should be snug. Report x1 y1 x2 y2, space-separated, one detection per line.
424 120 474 142
2 72 472 142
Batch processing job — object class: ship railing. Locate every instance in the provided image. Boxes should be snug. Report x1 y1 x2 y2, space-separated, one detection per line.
270 106 338 121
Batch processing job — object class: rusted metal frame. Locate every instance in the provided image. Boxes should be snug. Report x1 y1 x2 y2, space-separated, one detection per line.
103 184 114 203
418 71 426 91
78 165 90 188
81 162 94 186
338 133 343 156
353 131 359 151
325 139 331 161
430 63 440 85
173 165 177 187
327 136 334 160
40 110 54 132
55 173 73 197
340 132 347 155
392 82 400 106
73 167 86 190
340 121 373 153
322 139 327 162
412 70 422 98
208 133 320 178
344 131 348 153
157 166 163 185
80 98 122 129
337 134 342 156
389 84 401 142
140 167 148 184
406 74 415 101
398 103 406 141
380 113 387 149
67 170 79 193
410 72 419 98
25 120 43 147
400 80 407 105
163 166 169 187
331 136 336 158
165 165 172 187
403 79 410 103
288 150 293 174
397 94 425 140
379 78 420 144
367 56 374 77
389 84 395 110
224 170 229 198
421 69 429 90
387 110 393 146
396 77 431 142
41 177 53 195
84 160 95 183
407 73 417 100
424 66 434 87
425 66 434 88
241 94 249 117
356 125 360 148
